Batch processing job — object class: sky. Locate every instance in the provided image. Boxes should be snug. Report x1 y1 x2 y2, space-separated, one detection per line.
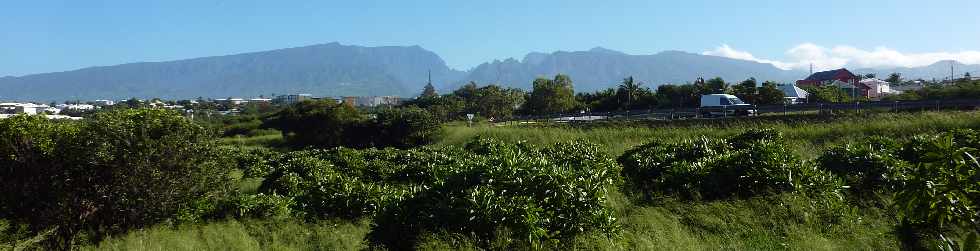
2 0 980 76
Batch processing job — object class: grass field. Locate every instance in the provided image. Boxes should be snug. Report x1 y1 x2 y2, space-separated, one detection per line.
84 110 980 250
437 111 980 158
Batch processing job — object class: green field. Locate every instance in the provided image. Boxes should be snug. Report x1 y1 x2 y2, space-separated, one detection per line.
78 111 980 250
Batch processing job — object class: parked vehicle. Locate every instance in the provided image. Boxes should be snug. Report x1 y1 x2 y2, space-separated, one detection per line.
700 94 756 117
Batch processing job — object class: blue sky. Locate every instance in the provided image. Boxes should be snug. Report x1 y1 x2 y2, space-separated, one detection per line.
3 0 979 76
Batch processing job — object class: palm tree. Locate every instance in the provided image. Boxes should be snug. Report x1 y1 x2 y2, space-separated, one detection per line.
618 76 643 113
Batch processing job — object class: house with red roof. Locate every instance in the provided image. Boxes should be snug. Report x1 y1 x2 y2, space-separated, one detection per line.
796 68 871 98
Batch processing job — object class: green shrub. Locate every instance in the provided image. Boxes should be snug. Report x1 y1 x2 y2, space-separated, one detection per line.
225 194 294 219
261 100 440 149
620 129 840 200
369 139 621 249
0 110 234 248
229 147 281 178
817 137 909 193
894 133 980 248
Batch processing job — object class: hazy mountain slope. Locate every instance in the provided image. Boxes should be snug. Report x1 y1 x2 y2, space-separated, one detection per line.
460 48 807 91
0 42 463 101
855 60 980 81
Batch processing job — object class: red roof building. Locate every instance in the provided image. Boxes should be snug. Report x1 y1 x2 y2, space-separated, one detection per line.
796 68 871 97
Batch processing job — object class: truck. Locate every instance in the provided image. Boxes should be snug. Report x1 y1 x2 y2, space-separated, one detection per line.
699 94 756 117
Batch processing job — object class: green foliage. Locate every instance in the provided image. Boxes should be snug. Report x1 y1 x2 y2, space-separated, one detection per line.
409 95 466 121
526 74 578 115
619 129 841 200
223 194 295 219
802 85 853 103
756 81 786 105
261 99 365 148
577 76 658 112
369 107 441 148
370 138 621 249
893 132 980 247
228 147 281 178
0 110 234 248
262 100 440 149
817 136 909 193
655 84 699 108
249 137 621 249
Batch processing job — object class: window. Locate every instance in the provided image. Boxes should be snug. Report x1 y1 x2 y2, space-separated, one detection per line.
720 97 731 105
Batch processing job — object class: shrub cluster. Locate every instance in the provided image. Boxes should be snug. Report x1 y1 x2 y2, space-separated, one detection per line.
0 110 234 248
816 129 980 247
252 138 621 249
619 129 840 200
261 100 440 149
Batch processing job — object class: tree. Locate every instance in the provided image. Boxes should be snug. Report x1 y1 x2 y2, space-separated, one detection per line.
410 95 465 122
470 85 524 120
703 77 729 94
262 99 365 148
732 78 758 104
618 76 644 110
453 81 479 100
526 74 577 115
421 83 437 98
886 73 903 84
656 84 698 108
755 81 786 105
577 88 619 112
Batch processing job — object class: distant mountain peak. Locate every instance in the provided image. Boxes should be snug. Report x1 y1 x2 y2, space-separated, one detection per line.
930 59 964 66
587 47 626 54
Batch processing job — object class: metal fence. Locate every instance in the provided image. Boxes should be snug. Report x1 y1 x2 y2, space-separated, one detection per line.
498 99 980 123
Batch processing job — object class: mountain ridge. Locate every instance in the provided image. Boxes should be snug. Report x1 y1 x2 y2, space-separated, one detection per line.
2 43 976 101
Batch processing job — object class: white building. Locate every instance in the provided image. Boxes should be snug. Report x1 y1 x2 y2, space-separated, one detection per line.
859 78 894 99
93 100 115 106
778 84 810 104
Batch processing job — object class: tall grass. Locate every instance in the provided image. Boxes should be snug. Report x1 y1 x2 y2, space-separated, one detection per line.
83 219 369 251
437 111 980 158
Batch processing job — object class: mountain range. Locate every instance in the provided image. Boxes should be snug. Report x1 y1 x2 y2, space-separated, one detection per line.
854 60 980 81
1 42 975 101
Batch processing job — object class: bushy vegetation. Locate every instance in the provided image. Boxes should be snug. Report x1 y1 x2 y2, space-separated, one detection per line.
619 129 840 201
815 129 980 248
0 110 234 248
5 108 979 250
248 138 622 249
262 100 440 149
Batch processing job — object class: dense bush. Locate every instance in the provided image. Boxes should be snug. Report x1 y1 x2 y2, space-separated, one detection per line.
817 136 909 193
250 138 621 249
221 193 295 219
262 100 441 149
816 129 980 248
0 110 234 248
228 147 281 178
370 138 621 249
619 129 841 200
892 132 980 248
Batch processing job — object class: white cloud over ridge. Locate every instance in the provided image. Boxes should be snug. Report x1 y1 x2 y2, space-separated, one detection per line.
703 43 980 71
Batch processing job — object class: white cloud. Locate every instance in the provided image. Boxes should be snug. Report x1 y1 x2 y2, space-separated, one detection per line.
703 43 980 71
702 44 794 70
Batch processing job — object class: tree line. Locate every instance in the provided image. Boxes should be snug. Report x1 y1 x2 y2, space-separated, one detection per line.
409 75 787 121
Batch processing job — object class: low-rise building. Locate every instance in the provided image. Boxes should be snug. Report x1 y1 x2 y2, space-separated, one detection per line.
859 78 894 99
777 84 810 104
273 94 313 105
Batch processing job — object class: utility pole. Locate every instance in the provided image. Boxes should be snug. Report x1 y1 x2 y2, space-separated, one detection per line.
809 63 813 76
951 62 955 83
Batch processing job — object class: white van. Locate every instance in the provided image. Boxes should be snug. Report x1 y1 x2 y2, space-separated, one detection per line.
699 94 756 117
